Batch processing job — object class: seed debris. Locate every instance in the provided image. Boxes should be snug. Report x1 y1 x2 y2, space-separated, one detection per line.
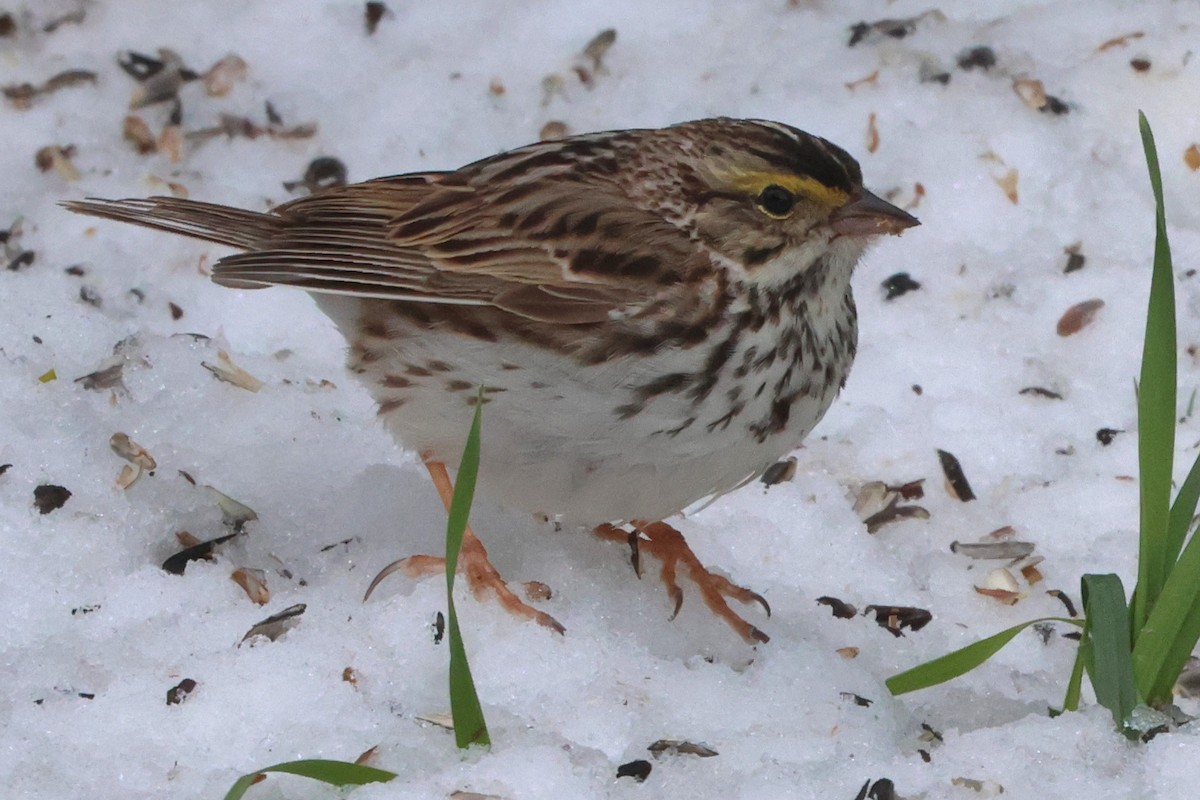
33 484 72 514
241 603 306 643
865 605 932 637
936 449 975 502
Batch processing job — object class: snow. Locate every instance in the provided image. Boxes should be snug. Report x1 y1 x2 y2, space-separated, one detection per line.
2 1 1200 798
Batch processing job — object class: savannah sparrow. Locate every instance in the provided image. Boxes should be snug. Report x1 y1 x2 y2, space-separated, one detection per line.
65 118 918 643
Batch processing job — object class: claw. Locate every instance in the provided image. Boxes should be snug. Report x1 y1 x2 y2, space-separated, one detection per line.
596 520 770 644
362 457 565 635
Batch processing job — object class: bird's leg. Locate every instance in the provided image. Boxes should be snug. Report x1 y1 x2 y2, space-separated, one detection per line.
363 455 565 634
595 520 770 644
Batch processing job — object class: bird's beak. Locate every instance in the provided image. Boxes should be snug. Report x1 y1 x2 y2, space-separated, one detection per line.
830 189 920 237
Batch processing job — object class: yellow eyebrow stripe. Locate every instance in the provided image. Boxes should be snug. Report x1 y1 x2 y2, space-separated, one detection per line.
724 170 850 208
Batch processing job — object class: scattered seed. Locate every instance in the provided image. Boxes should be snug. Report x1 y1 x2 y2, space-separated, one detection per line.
33 484 72 514
1046 589 1078 616
202 350 264 392
863 502 930 533
539 120 569 141
760 456 797 486
837 646 859 659
342 667 358 685
202 54 248 97
1096 428 1122 445
1173 658 1200 698
1185 144 1200 172
176 531 202 547
582 28 617 70
0 464 10 477
855 777 897 800
75 362 124 391
168 301 184 320
844 70 880 91
817 596 858 619
6 250 35 271
616 760 652 782
1019 386 1063 400
207 485 259 532
1057 298 1104 336
415 712 455 730
240 603 306 643
974 568 1024 605
122 49 197 108
1063 243 1086 273
115 464 142 490
957 46 996 71
950 540 1035 560
891 479 925 500
35 145 81 181
847 11 944 46
936 449 975 501
166 678 197 705
283 156 348 194
1097 31 1144 52
488 78 505 96
853 481 891 518
79 285 102 308
1130 57 1151 72
3 69 96 109
917 59 951 85
841 692 873 707
162 532 237 574
231 567 270 605
365 1 390 34
43 8 87 33
120 114 154 156
993 168 1019 204
432 611 445 644
881 272 921 300
1013 77 1068 114
647 739 718 758
522 580 552 601
0 12 14 37
865 112 880 154
110 432 157 470
865 605 932 637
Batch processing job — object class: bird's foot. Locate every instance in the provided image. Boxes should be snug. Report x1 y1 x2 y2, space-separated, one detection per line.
362 457 564 635
595 520 770 644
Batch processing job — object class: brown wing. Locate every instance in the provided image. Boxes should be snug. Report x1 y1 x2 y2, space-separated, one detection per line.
65 141 708 324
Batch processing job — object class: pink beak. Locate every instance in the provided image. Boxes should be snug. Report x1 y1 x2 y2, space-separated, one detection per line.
830 189 920 237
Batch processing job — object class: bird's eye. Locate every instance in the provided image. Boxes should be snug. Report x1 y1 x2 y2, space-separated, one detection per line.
755 184 796 218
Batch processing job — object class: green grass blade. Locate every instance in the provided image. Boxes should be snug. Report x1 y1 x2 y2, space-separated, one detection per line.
1132 111 1177 633
1080 574 1140 728
445 396 490 748
223 759 396 800
1165 449 1200 563
886 617 1082 695
1132 524 1200 703
1060 646 1086 713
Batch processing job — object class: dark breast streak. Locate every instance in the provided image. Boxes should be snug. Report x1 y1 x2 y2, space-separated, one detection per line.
618 255 858 443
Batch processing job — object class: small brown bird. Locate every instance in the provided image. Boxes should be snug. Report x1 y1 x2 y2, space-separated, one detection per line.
64 118 918 643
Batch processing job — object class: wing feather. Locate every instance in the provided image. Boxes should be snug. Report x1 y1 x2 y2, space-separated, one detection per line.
66 137 710 324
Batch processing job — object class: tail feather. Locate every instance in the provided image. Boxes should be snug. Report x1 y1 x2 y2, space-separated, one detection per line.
61 197 284 251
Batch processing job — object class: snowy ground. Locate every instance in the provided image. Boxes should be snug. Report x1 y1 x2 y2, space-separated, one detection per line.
3 1 1200 798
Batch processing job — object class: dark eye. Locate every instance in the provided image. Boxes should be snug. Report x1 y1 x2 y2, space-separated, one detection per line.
755 184 795 218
